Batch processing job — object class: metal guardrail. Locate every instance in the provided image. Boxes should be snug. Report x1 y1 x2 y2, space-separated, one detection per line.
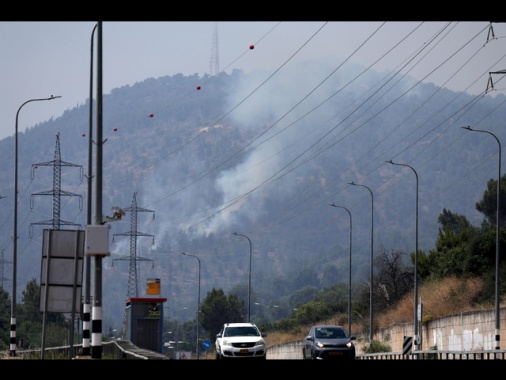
357 349 506 360
0 340 169 360
266 339 506 360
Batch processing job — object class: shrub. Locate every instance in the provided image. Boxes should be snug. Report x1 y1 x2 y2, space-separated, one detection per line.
361 339 391 353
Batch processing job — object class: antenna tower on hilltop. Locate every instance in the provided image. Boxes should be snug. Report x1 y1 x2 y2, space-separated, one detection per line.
210 22 219 76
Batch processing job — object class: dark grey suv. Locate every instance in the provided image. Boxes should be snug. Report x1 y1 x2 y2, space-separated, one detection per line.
303 325 356 360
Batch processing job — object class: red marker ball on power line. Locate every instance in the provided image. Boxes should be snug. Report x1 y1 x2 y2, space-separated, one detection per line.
196 85 201 90
113 128 118 132
82 133 86 137
149 114 154 118
249 45 254 50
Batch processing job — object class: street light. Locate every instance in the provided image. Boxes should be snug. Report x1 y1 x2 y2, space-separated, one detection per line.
176 307 188 358
82 21 98 357
461 125 501 351
11 95 61 357
386 159 420 352
83 24 98 356
348 181 374 342
329 203 353 336
232 232 252 323
181 252 201 359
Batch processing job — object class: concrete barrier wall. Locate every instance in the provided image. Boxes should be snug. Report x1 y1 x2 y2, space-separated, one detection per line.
267 306 506 359
374 307 505 352
267 340 304 360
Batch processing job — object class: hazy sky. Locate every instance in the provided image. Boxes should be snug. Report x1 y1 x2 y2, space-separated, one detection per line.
1 21 505 141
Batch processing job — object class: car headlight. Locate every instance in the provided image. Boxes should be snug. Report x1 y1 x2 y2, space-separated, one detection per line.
315 341 324 348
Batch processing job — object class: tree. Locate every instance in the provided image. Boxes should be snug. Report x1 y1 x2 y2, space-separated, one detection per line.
437 208 474 235
18 278 67 326
18 278 42 324
373 246 413 312
294 301 334 325
419 204 502 283
228 283 248 310
289 285 319 307
0 286 10 350
199 288 244 340
475 175 506 226
16 278 69 349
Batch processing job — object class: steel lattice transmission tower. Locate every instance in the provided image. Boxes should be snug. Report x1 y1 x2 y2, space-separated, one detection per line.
30 132 83 234
210 22 219 76
112 192 155 337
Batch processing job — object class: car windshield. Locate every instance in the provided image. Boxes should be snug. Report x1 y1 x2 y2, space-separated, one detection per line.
224 326 260 337
315 327 346 339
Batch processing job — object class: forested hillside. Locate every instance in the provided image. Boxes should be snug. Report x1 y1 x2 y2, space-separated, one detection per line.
0 56 505 332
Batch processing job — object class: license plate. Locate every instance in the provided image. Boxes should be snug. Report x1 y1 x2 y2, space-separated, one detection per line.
329 351 343 356
240 349 249 353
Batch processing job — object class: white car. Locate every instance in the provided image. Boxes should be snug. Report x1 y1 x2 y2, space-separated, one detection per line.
215 322 267 360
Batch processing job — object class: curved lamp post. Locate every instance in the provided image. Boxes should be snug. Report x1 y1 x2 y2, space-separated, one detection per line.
11 95 61 357
329 203 353 335
181 252 201 359
386 159 420 352
348 181 374 341
232 232 252 322
462 125 501 352
176 306 188 356
81 22 98 356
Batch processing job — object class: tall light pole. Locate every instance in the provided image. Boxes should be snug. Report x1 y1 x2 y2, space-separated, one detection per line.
82 21 98 357
348 181 374 341
232 232 252 323
462 125 501 352
182 252 201 359
11 95 61 357
329 203 353 336
176 306 188 357
386 160 419 352
92 20 105 360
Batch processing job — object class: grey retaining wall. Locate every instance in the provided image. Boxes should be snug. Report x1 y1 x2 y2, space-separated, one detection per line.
267 307 506 359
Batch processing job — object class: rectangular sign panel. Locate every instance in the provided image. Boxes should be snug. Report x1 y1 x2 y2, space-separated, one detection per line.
146 278 161 295
40 229 85 313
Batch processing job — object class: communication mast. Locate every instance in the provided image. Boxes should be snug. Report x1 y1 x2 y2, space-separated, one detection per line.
210 22 219 76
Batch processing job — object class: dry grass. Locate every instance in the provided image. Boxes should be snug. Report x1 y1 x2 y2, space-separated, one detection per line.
265 330 304 347
376 276 487 329
265 315 349 347
266 276 496 347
